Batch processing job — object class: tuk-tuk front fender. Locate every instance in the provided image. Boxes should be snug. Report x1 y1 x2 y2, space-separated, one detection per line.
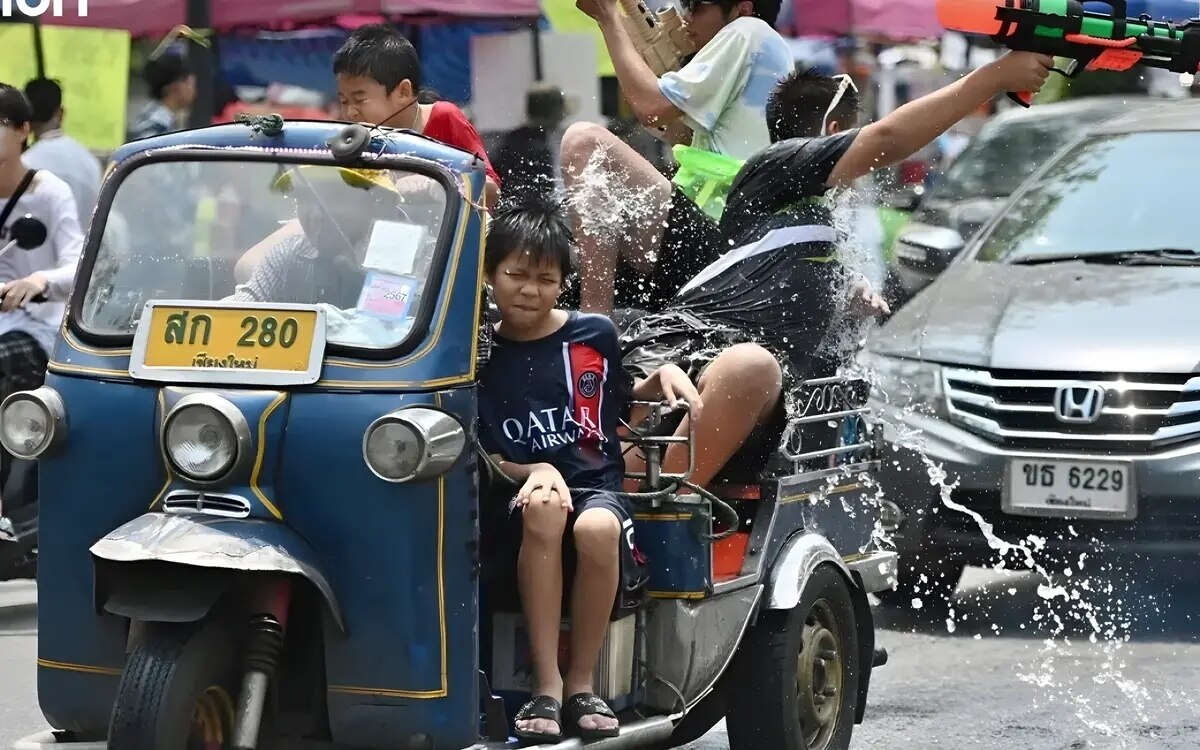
90 513 344 632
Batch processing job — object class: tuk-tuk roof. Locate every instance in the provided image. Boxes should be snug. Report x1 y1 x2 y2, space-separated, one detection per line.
109 119 485 178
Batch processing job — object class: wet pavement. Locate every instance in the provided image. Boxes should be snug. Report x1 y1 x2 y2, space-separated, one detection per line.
2 570 1198 749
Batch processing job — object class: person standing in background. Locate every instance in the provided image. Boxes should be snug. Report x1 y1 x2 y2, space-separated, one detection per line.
492 83 569 197
128 51 196 141
22 79 101 229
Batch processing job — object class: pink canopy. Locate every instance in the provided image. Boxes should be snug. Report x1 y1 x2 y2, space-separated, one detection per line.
791 0 942 40
49 0 541 36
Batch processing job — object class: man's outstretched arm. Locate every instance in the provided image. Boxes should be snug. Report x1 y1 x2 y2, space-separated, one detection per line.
578 0 684 127
828 52 1054 188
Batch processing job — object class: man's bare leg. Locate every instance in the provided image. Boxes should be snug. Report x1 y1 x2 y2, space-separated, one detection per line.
516 500 569 736
564 508 621 732
626 344 784 487
560 122 673 315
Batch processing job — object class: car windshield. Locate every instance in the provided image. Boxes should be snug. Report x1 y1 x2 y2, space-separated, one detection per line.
974 131 1200 263
926 108 1121 202
79 159 449 350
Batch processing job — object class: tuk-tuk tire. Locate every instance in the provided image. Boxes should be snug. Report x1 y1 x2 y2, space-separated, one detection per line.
725 563 860 750
108 618 242 750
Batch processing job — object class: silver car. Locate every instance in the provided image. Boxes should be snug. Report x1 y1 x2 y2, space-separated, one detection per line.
865 98 1198 605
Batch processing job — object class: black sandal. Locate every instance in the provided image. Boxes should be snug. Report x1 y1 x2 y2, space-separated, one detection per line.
563 693 620 741
513 694 563 744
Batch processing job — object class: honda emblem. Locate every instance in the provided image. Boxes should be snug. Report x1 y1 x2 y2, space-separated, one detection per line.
1053 383 1106 424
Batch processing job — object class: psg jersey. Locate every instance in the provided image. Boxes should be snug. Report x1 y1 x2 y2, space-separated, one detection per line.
478 312 634 491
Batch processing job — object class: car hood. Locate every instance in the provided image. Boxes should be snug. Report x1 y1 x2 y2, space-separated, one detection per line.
915 196 1008 235
870 261 1200 373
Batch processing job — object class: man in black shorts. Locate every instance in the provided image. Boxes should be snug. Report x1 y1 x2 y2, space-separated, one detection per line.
622 54 1054 486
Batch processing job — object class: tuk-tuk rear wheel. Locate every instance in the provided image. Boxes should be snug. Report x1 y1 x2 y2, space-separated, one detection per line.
725 564 860 750
108 619 242 750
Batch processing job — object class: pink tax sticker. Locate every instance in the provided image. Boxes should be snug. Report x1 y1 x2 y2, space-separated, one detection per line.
357 272 419 320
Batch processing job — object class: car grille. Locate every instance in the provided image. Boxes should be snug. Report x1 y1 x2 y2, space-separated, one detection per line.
943 367 1200 454
163 491 252 518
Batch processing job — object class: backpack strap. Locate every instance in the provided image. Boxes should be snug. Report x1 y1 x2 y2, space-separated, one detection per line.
0 170 37 231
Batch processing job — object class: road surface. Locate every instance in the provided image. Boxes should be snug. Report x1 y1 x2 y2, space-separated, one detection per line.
2 571 1198 749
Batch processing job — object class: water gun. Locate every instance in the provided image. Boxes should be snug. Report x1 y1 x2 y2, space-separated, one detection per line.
937 0 1200 106
618 0 694 76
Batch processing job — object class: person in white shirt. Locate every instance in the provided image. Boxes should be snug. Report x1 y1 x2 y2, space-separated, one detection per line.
563 0 792 315
22 78 102 230
0 84 84 396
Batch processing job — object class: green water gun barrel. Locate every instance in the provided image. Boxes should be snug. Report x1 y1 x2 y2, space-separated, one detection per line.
937 0 1200 103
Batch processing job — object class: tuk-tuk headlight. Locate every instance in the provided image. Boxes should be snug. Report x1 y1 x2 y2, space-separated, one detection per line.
0 387 67 459
163 395 250 482
363 407 465 483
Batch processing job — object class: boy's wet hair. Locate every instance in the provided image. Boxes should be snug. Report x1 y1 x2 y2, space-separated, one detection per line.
333 23 421 95
766 67 861 142
144 52 191 101
0 83 33 128
485 192 578 282
23 78 61 125
680 0 782 27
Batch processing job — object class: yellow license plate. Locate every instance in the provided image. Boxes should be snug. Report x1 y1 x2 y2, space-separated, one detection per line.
140 305 320 373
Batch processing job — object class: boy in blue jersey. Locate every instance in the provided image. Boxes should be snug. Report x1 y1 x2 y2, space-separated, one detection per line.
477 194 698 743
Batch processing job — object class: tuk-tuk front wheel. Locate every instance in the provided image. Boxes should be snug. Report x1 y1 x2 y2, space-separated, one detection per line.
108 619 241 750
726 564 860 750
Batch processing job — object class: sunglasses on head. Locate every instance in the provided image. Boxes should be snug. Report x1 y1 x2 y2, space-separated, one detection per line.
821 74 858 137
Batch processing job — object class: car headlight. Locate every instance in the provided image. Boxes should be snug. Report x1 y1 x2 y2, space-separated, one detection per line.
363 407 465 483
163 395 250 483
0 387 67 459
859 352 944 412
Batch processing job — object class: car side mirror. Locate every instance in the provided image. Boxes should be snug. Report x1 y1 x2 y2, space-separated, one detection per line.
893 226 965 272
10 215 47 250
882 185 922 212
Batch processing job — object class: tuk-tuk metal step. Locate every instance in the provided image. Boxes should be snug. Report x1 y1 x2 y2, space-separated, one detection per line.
16 715 680 750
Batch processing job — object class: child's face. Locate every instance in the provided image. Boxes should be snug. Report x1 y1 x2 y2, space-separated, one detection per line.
0 119 29 164
337 74 414 127
488 249 564 332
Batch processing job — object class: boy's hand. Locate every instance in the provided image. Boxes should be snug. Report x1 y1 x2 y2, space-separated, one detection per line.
983 52 1054 96
656 364 703 417
516 463 573 511
576 0 619 23
849 277 890 318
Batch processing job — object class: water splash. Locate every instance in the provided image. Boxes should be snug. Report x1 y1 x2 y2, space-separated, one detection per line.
856 356 1195 745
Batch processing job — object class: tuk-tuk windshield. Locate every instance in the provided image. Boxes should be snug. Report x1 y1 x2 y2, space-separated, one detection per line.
79 159 450 350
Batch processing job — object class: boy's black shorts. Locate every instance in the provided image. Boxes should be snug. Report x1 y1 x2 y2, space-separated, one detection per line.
621 310 791 483
482 488 648 619
561 187 724 314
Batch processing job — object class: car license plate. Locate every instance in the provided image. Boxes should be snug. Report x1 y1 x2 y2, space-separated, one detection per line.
131 301 326 385
1004 459 1136 520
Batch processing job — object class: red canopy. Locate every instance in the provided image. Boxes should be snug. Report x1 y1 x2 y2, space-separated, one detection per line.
790 0 941 41
50 0 540 36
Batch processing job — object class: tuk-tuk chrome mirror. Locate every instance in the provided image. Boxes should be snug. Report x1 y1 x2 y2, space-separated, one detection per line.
0 386 67 460
363 407 466 483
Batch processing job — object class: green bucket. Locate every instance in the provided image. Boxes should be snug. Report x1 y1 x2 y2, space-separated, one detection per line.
671 144 744 222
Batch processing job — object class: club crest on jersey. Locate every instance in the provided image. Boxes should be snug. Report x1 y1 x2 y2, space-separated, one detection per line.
578 371 600 399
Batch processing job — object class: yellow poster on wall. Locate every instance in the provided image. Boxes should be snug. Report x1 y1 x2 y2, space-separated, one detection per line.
0 24 131 152
542 0 614 76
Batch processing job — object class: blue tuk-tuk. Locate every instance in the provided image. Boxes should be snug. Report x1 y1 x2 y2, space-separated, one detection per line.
6 118 896 750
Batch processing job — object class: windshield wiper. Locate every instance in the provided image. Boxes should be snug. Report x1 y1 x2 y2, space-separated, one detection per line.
1009 248 1200 266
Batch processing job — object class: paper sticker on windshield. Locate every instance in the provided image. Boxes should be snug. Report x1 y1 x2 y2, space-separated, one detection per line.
357 271 419 320
362 220 424 276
